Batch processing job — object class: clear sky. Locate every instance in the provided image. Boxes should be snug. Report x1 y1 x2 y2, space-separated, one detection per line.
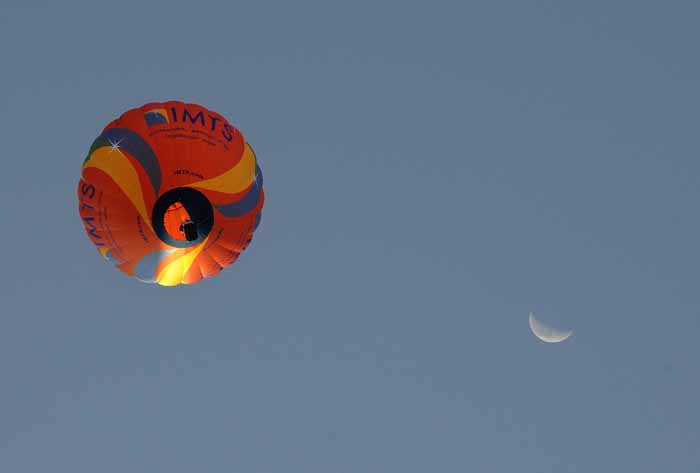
1 1 699 471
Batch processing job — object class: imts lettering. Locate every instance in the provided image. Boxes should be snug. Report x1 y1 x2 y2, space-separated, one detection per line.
170 106 235 142
79 182 104 246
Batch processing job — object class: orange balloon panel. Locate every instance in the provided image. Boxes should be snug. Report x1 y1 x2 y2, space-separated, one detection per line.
77 101 264 286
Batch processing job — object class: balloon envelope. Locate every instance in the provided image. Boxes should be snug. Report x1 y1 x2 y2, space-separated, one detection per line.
77 101 264 286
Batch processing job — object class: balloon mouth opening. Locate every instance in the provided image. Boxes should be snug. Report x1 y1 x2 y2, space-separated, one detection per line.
152 188 213 248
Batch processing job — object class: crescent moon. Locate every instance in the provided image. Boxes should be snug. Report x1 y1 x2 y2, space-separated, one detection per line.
529 312 573 343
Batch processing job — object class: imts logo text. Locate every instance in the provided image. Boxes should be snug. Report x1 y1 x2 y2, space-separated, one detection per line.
79 182 104 247
144 106 236 142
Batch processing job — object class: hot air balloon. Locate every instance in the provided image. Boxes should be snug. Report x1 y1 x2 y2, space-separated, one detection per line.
77 101 264 286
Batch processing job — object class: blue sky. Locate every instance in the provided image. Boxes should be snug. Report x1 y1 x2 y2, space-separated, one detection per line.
1 1 699 471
